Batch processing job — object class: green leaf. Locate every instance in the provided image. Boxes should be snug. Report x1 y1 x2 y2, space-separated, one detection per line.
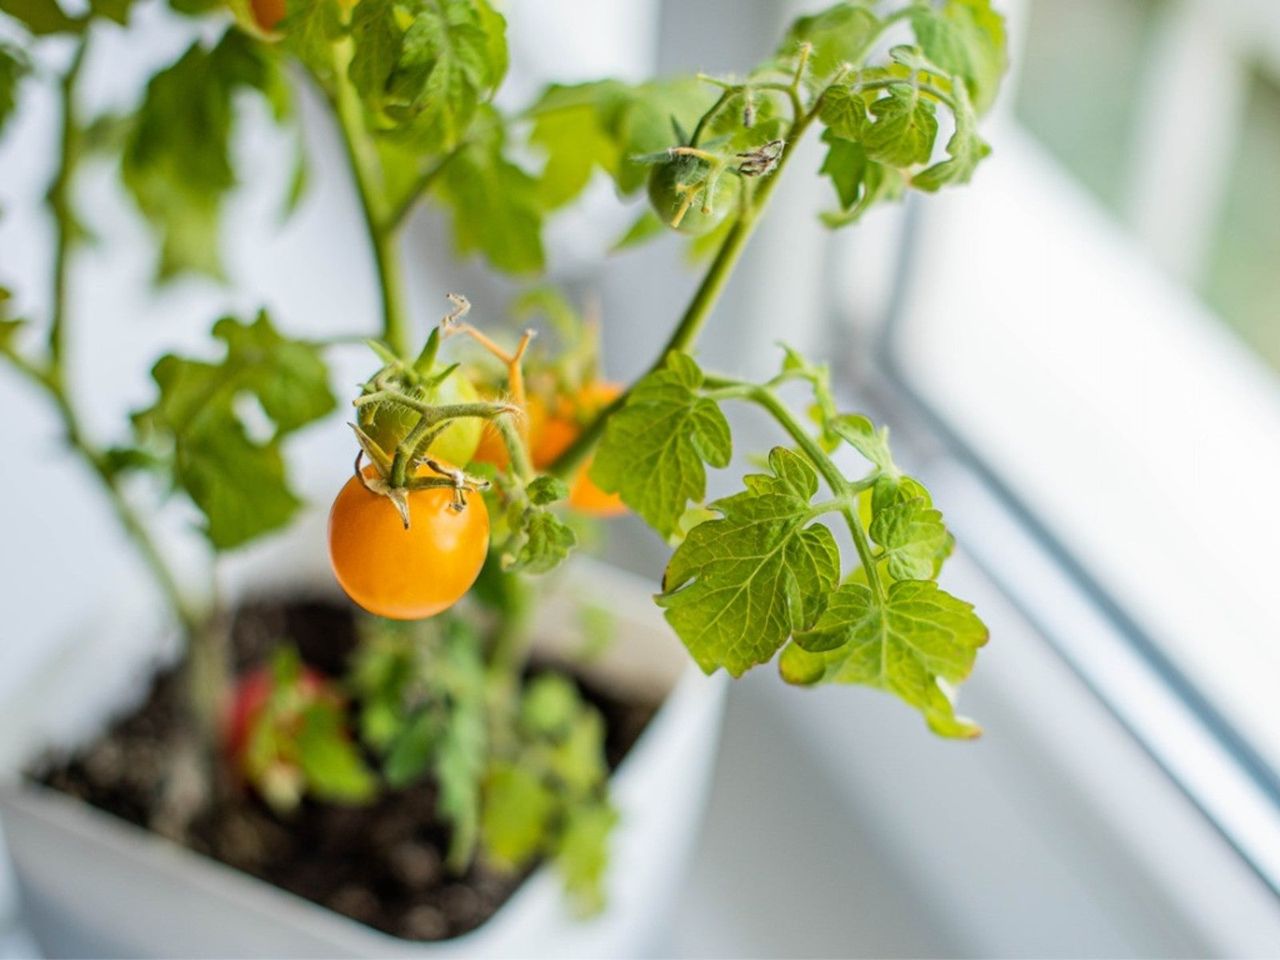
348 0 400 102
280 0 345 85
122 32 292 281
361 0 507 151
482 761 556 870
555 802 618 917
912 81 991 191
504 506 577 575
830 412 895 473
526 475 569 506
658 447 841 676
869 496 947 581
817 131 904 227
383 708 439 787
546 710 607 795
520 673 579 738
910 0 1007 114
132 311 334 550
0 0 82 34
526 77 713 203
817 83 868 141
433 621 487 870
591 352 731 540
435 108 544 274
863 84 938 168
528 81 628 210
779 2 882 81
88 0 132 24
0 43 29 136
794 580 987 738
0 287 24 353
297 700 378 804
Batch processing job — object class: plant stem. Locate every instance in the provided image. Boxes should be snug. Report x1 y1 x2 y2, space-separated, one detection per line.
328 48 410 358
46 38 87 380
15 37 219 765
745 385 884 599
549 107 821 480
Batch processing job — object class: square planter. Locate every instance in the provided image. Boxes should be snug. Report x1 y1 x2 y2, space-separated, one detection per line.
1 559 726 958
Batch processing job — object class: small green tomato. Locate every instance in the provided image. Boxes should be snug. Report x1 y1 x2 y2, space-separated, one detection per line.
647 156 734 235
358 373 482 466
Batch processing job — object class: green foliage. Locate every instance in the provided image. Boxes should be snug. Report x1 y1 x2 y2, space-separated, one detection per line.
791 580 987 738
778 1 882 81
659 447 841 676
280 0 346 84
503 502 577 574
132 311 334 549
804 3 1006 226
351 617 488 870
0 0 82 34
526 78 714 204
434 106 544 274
0 43 29 135
869 494 947 581
481 674 616 916
349 0 507 149
0 287 23 353
242 647 376 812
912 82 991 191
863 82 938 167
592 352 731 540
122 30 292 280
910 0 1007 114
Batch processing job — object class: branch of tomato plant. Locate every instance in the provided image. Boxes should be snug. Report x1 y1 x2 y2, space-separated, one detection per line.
322 44 411 359
708 375 885 600
46 38 87 379
6 37 234 790
548 66 835 480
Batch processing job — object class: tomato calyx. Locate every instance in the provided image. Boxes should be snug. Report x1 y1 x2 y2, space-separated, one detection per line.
348 442 491 529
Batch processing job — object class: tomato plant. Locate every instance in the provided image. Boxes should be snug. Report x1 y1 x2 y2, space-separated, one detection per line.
0 0 1007 921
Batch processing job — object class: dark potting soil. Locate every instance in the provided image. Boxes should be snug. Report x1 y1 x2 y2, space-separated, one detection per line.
36 598 659 942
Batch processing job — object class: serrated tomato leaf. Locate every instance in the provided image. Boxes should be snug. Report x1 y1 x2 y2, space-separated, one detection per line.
122 31 292 281
869 496 948 581
658 447 840 676
132 311 334 550
910 0 1008 115
793 580 987 738
591 351 731 540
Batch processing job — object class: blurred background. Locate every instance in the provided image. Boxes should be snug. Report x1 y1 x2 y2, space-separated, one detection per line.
2 0 1280 956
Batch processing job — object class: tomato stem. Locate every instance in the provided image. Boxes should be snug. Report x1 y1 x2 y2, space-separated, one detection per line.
326 42 411 358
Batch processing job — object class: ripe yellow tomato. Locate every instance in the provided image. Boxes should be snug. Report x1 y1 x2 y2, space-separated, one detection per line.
328 462 489 620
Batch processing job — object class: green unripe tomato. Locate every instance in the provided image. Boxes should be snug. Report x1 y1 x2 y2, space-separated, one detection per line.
647 156 734 235
358 373 482 467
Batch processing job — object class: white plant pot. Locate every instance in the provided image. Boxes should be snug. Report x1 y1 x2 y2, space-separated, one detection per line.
1 558 726 958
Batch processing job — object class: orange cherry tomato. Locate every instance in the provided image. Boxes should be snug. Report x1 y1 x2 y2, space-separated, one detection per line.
472 381 627 517
328 462 490 620
569 457 626 516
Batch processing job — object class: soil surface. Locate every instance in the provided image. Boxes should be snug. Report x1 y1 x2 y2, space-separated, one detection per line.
36 597 659 942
